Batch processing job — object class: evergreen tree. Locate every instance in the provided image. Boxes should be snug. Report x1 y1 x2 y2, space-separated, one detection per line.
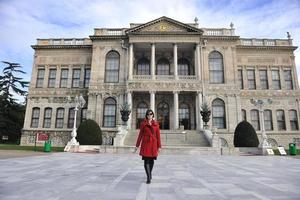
0 61 29 143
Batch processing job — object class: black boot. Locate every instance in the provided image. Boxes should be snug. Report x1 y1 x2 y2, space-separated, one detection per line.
149 159 154 180
144 160 151 184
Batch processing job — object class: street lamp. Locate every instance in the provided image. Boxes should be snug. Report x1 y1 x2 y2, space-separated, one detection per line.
250 98 272 151
66 95 86 146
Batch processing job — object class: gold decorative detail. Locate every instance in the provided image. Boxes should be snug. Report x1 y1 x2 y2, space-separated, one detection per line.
159 24 168 31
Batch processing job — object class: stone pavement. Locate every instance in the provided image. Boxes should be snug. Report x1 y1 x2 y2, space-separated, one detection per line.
0 152 300 200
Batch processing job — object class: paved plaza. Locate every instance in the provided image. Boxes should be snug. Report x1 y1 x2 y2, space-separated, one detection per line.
0 151 300 200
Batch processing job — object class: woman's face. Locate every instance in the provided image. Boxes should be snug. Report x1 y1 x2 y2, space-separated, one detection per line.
146 112 154 120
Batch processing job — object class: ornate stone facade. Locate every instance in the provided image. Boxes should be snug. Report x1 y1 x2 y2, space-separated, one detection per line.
21 16 300 148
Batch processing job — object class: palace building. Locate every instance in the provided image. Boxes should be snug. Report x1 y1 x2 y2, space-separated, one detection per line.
21 16 300 148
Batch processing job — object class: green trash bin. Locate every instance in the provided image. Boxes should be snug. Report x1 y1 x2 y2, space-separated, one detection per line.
44 140 51 152
289 143 297 156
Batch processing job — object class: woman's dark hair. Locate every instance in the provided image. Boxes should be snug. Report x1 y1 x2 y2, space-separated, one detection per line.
145 109 155 118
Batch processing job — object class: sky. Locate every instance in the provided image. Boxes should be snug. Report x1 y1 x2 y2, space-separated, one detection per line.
0 0 300 91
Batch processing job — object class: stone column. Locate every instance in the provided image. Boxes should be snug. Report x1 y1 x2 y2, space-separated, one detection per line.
151 43 156 80
95 93 102 126
196 92 203 130
127 91 132 128
150 91 155 111
173 43 178 80
196 44 201 80
173 91 179 130
129 43 134 80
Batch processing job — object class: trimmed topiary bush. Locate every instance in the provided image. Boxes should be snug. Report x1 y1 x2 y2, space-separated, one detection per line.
234 121 259 147
76 119 102 145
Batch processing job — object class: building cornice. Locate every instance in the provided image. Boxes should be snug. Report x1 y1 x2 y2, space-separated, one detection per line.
202 36 240 41
31 45 92 50
89 35 127 40
236 45 298 51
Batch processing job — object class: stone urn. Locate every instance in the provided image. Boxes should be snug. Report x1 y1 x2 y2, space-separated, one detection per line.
200 102 211 127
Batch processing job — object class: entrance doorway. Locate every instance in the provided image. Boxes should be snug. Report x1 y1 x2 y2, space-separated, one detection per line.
157 101 169 129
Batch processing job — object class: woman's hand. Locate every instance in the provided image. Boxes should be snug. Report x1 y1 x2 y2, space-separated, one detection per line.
133 147 138 153
158 148 161 153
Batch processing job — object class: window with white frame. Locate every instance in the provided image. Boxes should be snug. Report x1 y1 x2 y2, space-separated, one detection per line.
247 69 256 90
250 109 260 130
284 70 293 90
259 70 268 89
43 108 52 128
137 58 150 75
178 58 190 75
60 69 68 88
276 110 286 130
157 58 170 75
84 68 91 88
55 108 65 128
289 110 299 130
36 68 45 88
264 110 273 130
103 98 116 127
241 109 246 121
68 108 75 128
272 70 281 90
212 99 226 129
48 68 57 88
31 107 40 128
238 69 243 89
105 51 119 83
209 51 224 84
72 69 81 88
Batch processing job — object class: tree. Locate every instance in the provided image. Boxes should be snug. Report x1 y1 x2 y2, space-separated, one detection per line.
76 119 102 145
0 61 29 143
234 121 259 147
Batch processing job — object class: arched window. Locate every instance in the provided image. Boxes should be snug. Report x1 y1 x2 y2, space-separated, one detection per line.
178 58 190 75
31 107 40 128
209 51 224 83
156 58 170 75
264 110 273 131
55 108 65 128
68 108 75 128
43 108 52 128
212 99 226 129
250 109 260 130
276 110 286 130
137 58 150 75
241 109 246 121
136 102 148 128
157 101 170 129
105 51 119 83
179 103 190 130
289 110 299 130
103 98 116 127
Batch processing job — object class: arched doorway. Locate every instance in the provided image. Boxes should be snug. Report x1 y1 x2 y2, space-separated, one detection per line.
157 101 169 129
179 103 190 130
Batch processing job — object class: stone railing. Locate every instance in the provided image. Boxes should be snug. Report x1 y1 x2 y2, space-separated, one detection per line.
156 75 174 80
179 75 197 80
240 39 291 46
36 38 92 45
132 75 151 80
94 28 126 36
202 28 234 36
131 75 197 81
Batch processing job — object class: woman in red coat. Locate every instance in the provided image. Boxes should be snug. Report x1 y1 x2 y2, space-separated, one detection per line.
134 109 161 184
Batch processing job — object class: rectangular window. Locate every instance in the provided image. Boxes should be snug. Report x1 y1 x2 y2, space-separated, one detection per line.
284 70 293 90
84 68 91 88
48 68 57 88
250 110 260 130
81 108 87 123
31 108 40 128
68 108 75 128
238 69 243 89
276 110 286 130
60 69 69 88
272 70 281 90
289 110 299 130
264 110 273 131
241 109 246 121
43 108 52 128
259 70 268 89
247 69 256 90
72 69 81 88
55 108 65 128
36 69 45 88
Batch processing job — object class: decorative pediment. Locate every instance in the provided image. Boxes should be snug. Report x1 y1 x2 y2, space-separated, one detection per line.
126 16 203 34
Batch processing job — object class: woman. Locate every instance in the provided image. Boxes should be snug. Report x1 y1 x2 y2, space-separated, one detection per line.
134 109 161 184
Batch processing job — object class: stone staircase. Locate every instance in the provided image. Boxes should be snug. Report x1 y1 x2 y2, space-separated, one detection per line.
124 129 210 147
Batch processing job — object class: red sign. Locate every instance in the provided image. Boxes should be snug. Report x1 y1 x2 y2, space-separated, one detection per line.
37 133 49 141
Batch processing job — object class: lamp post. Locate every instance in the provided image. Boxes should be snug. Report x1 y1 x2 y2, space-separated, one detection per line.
66 95 86 146
250 98 272 151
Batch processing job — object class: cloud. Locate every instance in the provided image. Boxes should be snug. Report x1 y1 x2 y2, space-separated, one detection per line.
0 0 300 86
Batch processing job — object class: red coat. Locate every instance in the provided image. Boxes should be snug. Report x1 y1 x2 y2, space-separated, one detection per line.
135 119 161 157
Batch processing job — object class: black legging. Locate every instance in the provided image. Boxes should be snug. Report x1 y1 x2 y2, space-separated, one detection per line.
144 159 154 180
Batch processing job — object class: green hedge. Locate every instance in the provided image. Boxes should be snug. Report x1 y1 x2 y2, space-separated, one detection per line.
76 119 102 145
